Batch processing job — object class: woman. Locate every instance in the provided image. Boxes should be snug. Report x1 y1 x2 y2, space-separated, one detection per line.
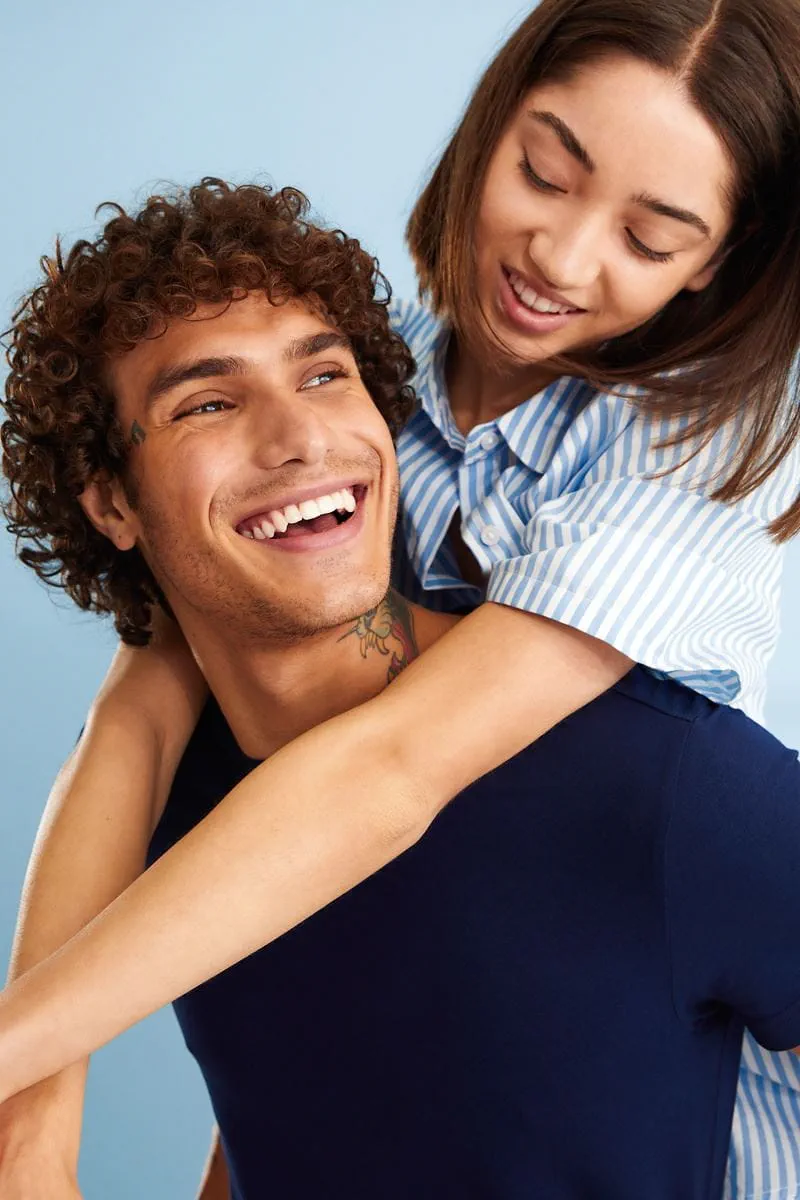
2 0 800 1196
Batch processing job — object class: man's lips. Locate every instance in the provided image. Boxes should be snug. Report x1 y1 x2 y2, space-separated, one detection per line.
239 485 368 553
236 483 368 542
234 480 367 537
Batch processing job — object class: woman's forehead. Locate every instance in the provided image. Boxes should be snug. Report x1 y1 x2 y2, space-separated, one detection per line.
515 54 735 227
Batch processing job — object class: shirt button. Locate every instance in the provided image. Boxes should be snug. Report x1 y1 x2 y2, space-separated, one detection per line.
481 525 501 547
480 430 499 451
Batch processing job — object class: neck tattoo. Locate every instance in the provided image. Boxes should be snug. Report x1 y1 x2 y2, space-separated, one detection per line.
338 591 419 684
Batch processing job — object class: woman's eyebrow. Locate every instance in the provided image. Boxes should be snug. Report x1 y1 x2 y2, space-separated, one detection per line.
631 192 712 239
527 109 712 239
528 110 596 173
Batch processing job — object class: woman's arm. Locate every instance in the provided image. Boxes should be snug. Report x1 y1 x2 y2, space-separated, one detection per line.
0 603 629 1101
0 617 205 1182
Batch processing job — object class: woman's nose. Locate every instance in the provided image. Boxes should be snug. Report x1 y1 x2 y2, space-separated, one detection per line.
528 211 604 294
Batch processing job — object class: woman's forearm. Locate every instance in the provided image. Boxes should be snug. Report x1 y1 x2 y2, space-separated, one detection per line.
1 629 205 1147
9 619 205 990
0 693 429 1100
0 701 168 1153
0 605 629 1100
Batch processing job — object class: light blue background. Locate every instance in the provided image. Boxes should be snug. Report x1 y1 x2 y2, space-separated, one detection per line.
1 3 798 1195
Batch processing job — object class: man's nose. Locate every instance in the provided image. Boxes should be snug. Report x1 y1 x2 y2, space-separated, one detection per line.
528 210 605 293
247 392 329 469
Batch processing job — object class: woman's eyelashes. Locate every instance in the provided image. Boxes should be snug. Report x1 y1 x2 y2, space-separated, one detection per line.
173 366 351 420
625 231 675 264
519 154 564 194
518 153 677 265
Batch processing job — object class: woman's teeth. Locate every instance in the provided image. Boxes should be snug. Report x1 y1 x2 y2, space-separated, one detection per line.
507 269 577 315
240 487 357 540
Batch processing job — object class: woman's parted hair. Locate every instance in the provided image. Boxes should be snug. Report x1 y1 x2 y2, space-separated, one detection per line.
2 178 416 645
408 0 800 539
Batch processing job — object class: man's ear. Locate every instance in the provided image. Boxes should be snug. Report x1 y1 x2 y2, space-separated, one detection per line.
79 474 138 551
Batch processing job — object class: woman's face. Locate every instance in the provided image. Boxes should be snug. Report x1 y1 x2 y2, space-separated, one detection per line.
475 53 735 366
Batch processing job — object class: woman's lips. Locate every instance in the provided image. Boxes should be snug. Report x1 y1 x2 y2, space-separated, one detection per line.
497 266 585 337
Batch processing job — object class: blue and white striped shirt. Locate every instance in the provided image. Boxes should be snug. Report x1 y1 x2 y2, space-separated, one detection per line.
390 296 800 1200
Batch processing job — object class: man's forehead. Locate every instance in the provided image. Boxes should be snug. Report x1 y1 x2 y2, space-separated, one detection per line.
108 293 347 401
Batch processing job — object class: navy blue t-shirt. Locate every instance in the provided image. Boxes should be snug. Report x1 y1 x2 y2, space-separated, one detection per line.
148 668 800 1200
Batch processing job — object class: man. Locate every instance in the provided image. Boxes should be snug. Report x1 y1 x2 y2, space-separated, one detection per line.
2 179 800 1200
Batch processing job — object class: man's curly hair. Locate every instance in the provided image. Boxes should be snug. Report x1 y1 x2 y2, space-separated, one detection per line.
2 178 416 646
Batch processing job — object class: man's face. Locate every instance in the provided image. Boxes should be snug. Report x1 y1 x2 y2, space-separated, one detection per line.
107 292 399 641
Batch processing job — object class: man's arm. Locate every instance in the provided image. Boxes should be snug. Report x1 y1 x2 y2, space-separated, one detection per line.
197 1127 230 1200
0 623 205 1193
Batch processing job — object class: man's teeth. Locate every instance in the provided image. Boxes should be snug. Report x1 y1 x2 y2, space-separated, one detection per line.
240 487 358 540
508 270 576 315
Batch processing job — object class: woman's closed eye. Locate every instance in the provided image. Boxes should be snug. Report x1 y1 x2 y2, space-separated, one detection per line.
518 154 565 195
519 152 677 265
626 230 676 264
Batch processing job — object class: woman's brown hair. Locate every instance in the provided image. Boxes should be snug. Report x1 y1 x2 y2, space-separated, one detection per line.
2 179 416 645
408 0 800 538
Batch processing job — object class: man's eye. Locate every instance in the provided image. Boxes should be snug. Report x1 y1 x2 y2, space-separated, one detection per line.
175 398 232 420
301 367 348 390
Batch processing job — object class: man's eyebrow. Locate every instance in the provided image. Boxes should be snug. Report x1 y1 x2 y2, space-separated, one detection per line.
282 331 352 363
632 192 712 240
144 333 353 409
145 355 248 408
529 110 596 173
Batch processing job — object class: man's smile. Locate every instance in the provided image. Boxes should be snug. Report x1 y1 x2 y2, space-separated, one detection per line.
235 483 368 550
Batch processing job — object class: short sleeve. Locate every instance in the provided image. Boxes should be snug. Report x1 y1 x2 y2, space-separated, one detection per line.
486 403 798 714
665 707 800 1052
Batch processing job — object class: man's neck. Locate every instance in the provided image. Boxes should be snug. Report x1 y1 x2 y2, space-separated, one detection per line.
179 593 459 760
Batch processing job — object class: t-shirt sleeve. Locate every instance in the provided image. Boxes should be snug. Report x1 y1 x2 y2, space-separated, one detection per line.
665 707 800 1052
486 404 798 711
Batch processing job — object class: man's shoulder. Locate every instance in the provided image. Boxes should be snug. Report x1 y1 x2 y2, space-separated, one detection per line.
612 667 798 792
612 666 718 725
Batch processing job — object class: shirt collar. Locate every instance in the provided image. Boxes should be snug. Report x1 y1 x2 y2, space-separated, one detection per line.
412 320 465 451
411 320 591 471
409 317 640 475
496 376 590 474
